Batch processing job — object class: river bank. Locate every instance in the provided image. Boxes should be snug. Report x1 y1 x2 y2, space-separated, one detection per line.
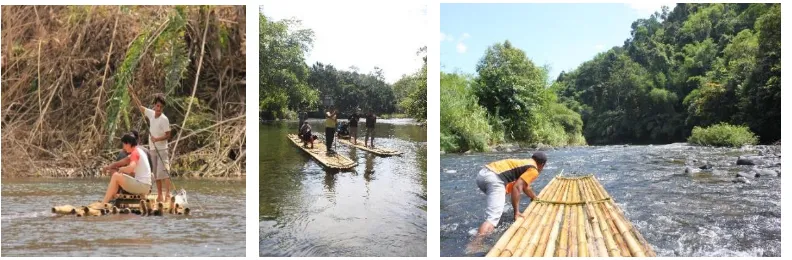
440 143 780 256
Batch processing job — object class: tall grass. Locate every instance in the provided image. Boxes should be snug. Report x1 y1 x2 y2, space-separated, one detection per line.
688 122 759 147
440 72 501 152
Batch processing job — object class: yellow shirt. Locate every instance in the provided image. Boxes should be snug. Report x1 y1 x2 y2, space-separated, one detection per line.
325 113 337 128
485 158 539 193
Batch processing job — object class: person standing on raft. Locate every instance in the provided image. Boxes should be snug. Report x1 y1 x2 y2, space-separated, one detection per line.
325 107 338 154
475 152 547 235
100 133 152 204
131 93 173 203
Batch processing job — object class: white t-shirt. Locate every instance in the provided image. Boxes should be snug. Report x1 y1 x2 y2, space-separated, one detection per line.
144 108 170 150
130 147 152 185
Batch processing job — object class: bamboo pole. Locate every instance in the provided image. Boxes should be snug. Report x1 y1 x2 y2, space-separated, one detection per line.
497 178 560 256
52 205 76 215
569 181 579 257
520 180 568 256
528 180 569 256
557 199 571 256
583 179 620 257
613 201 655 256
586 179 630 256
512 179 563 256
582 180 608 257
543 178 571 256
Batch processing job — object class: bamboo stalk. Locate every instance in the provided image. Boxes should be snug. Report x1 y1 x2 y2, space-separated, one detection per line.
171 7 212 160
543 178 571 256
520 180 568 256
530 180 569 256
613 201 656 256
586 178 629 256
583 179 620 256
557 199 571 256
582 179 608 257
496 178 559 256
52 205 76 215
510 178 562 256
569 181 579 257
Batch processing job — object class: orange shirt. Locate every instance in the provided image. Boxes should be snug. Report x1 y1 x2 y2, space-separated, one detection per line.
485 158 539 193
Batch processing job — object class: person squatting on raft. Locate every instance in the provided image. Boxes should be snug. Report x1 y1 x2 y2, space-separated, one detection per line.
467 152 548 252
100 133 152 204
131 92 173 203
300 121 314 149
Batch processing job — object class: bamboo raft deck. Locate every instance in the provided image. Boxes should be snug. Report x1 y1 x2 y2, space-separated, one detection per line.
287 134 357 169
51 193 190 217
486 175 655 257
337 138 402 156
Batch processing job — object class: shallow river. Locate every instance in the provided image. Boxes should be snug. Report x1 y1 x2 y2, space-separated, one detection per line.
440 143 780 257
1 178 245 256
260 119 427 257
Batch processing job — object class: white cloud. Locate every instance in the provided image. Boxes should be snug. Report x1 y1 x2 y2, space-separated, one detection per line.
595 44 605 50
628 2 677 16
260 1 427 83
456 42 467 53
446 35 454 42
440 32 446 42
461 32 471 40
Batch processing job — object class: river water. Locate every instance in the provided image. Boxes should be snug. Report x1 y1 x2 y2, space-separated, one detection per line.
1 178 245 257
260 119 427 257
440 143 781 257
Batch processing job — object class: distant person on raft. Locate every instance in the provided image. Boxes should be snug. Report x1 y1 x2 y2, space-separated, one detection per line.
131 93 173 203
348 108 361 144
364 110 377 148
300 121 314 149
325 107 338 154
474 152 547 237
100 133 152 204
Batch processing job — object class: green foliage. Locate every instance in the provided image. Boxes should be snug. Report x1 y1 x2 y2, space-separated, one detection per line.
688 122 758 147
556 3 780 144
159 8 189 96
396 48 428 121
440 72 501 152
308 63 396 114
259 14 319 119
105 29 149 146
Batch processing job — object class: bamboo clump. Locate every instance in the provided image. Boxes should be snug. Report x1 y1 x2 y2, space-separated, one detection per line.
51 193 191 217
486 175 655 257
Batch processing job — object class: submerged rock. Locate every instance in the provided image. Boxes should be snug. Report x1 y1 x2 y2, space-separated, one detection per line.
737 156 764 166
732 176 751 184
699 162 713 170
735 171 757 179
753 168 777 178
685 167 701 174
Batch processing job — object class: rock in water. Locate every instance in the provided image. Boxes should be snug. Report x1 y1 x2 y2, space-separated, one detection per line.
685 167 701 174
732 176 751 184
754 168 777 178
737 156 763 166
699 162 713 170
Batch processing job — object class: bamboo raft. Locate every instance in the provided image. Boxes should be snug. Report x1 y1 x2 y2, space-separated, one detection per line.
52 193 190 217
337 138 402 156
486 175 655 257
287 134 357 169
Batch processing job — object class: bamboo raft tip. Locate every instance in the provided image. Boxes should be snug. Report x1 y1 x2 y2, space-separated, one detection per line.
486 174 656 257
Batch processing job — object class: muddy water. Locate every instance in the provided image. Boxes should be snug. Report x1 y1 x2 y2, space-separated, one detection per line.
441 144 780 257
1 178 245 257
260 119 427 257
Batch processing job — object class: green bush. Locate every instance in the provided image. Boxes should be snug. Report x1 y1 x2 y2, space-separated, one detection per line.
440 72 501 152
688 123 758 147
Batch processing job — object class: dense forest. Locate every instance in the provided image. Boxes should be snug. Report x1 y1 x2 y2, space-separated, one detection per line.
259 14 427 120
441 3 780 152
555 3 780 145
1 6 246 177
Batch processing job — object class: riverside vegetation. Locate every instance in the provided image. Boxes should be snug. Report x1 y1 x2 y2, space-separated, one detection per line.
259 14 427 121
1 6 246 177
440 3 780 152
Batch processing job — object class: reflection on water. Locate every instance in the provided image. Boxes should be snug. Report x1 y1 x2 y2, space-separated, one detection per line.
260 119 427 257
1 178 245 257
440 144 780 257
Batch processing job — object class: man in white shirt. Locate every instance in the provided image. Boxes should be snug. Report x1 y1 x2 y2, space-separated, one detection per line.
101 133 152 204
133 93 173 203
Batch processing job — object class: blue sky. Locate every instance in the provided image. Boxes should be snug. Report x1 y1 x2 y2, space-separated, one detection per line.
440 3 674 80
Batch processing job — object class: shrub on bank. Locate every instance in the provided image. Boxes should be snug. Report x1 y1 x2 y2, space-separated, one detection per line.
440 73 501 152
688 123 758 147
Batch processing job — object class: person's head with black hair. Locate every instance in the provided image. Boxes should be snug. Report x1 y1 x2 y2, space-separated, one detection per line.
130 130 140 142
152 93 166 116
532 152 548 171
121 133 137 153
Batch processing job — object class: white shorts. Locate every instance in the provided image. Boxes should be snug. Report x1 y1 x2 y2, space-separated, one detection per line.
120 174 151 195
476 167 506 226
